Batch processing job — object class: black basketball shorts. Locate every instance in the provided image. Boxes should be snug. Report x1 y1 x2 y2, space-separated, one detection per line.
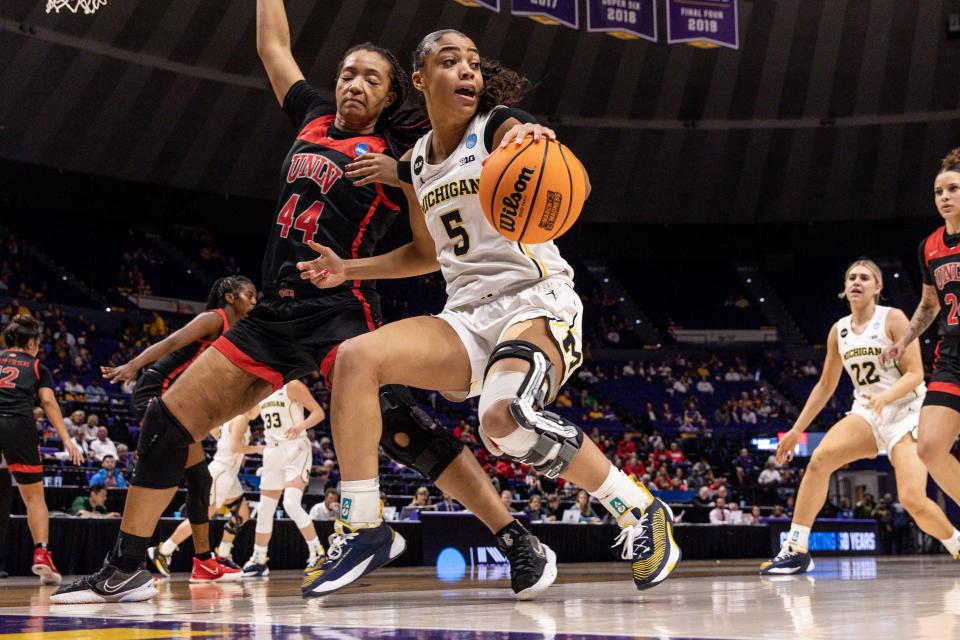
131 367 165 423
212 290 382 388
924 337 960 413
0 415 43 484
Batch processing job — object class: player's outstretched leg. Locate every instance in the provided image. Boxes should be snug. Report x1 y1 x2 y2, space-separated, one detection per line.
376 384 556 599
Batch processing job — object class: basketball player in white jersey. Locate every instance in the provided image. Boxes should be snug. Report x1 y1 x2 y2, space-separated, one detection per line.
147 412 263 581
242 380 325 578
296 29 679 598
761 259 960 574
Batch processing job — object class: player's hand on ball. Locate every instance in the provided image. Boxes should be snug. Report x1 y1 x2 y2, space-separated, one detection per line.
101 363 138 383
862 391 889 416
345 153 399 187
775 429 800 465
297 241 346 289
499 123 556 148
879 341 905 367
66 442 84 466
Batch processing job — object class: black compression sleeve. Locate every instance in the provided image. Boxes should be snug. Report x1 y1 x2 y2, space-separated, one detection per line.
484 107 538 153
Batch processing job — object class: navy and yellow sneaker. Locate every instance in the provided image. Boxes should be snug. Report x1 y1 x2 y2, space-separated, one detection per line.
614 498 681 590
760 545 814 575
241 558 270 578
301 519 406 598
146 546 172 578
50 563 157 604
301 550 326 589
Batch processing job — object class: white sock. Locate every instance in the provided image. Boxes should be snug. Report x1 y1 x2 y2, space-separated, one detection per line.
940 528 960 557
159 539 178 557
591 465 653 526
340 478 381 527
216 541 233 559
785 523 811 551
251 544 269 564
306 536 324 558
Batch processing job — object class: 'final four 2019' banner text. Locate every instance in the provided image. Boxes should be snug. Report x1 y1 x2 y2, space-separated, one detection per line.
666 0 738 49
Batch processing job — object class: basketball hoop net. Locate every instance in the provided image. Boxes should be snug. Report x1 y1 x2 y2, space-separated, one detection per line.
45 0 106 15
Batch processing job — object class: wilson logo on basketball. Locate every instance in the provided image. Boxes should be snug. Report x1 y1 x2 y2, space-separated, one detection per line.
286 153 344 194
498 166 536 233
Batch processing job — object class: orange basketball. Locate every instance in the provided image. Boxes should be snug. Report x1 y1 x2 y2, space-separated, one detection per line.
479 136 587 244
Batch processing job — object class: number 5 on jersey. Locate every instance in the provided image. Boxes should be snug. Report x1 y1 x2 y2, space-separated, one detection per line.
440 209 470 257
276 194 324 243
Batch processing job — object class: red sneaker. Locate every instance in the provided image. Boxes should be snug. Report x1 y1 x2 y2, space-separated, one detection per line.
189 556 241 583
32 547 62 585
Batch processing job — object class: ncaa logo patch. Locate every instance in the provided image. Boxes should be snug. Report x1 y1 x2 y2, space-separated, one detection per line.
872 322 880 329
465 133 477 149
414 156 424 175
340 497 353 519
840 328 849 338
354 143 369 156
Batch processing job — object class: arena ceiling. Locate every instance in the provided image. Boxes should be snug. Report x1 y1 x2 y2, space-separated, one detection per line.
1 0 959 224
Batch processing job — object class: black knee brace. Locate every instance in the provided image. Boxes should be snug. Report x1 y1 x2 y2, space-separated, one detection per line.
184 462 212 525
131 398 194 489
222 496 249 535
379 385 464 481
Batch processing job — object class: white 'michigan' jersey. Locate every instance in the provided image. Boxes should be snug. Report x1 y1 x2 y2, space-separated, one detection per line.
409 107 574 310
211 419 250 475
259 385 306 446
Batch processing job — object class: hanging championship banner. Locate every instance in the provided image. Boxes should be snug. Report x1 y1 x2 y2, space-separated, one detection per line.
511 0 579 29
586 0 657 41
666 0 739 49
453 0 500 11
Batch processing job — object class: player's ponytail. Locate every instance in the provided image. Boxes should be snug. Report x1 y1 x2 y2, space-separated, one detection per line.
205 275 254 310
2 314 41 349
837 258 884 304
335 43 429 158
940 147 960 175
412 30 532 114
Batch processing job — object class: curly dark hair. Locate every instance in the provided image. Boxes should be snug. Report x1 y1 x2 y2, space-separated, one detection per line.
205 275 254 311
940 147 960 175
2 314 41 349
412 30 532 113
336 43 429 157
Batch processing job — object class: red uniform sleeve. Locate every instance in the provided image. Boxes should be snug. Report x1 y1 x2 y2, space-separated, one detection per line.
919 239 933 286
283 80 335 130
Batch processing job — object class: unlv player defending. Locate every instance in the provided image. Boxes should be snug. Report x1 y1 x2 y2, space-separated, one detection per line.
0 316 84 584
882 148 960 520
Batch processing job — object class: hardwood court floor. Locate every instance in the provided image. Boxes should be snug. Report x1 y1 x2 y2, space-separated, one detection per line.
0 557 957 639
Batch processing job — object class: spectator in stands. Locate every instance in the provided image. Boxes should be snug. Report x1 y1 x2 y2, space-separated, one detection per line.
80 414 99 444
724 367 741 382
730 466 752 500
70 484 119 518
84 378 108 404
435 491 461 513
63 409 86 437
524 494 545 522
838 498 855 519
544 493 563 522
750 506 763 524
769 505 788 519
622 361 636 377
784 495 795 518
308 488 340 520
653 467 672 490
801 361 818 377
758 461 781 487
709 497 729 524
727 501 749 525
624 453 644 480
316 437 335 462
115 443 132 469
575 490 602 524
667 442 686 465
88 426 118 463
695 376 715 395
500 489 515 512
856 494 877 519
409 486 432 509
63 376 85 401
88 454 127 489
732 448 755 475
693 486 713 508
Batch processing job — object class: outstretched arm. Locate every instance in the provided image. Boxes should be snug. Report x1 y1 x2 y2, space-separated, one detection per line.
101 312 224 383
257 0 305 106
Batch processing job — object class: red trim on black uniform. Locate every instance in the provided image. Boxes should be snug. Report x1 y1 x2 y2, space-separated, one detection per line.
160 308 231 393
319 344 341 388
930 381 960 397
212 336 284 391
925 226 960 267
297 115 389 160
9 462 42 474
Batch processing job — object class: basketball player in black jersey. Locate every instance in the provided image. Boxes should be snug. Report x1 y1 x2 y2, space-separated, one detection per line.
882 148 960 526
101 276 256 581
53 0 553 603
0 315 84 585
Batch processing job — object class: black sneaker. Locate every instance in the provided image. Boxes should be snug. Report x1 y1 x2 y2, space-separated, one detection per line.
498 531 557 600
50 564 157 604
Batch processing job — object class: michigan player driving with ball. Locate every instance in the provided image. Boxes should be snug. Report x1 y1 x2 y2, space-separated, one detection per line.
761 259 960 574
296 29 680 597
